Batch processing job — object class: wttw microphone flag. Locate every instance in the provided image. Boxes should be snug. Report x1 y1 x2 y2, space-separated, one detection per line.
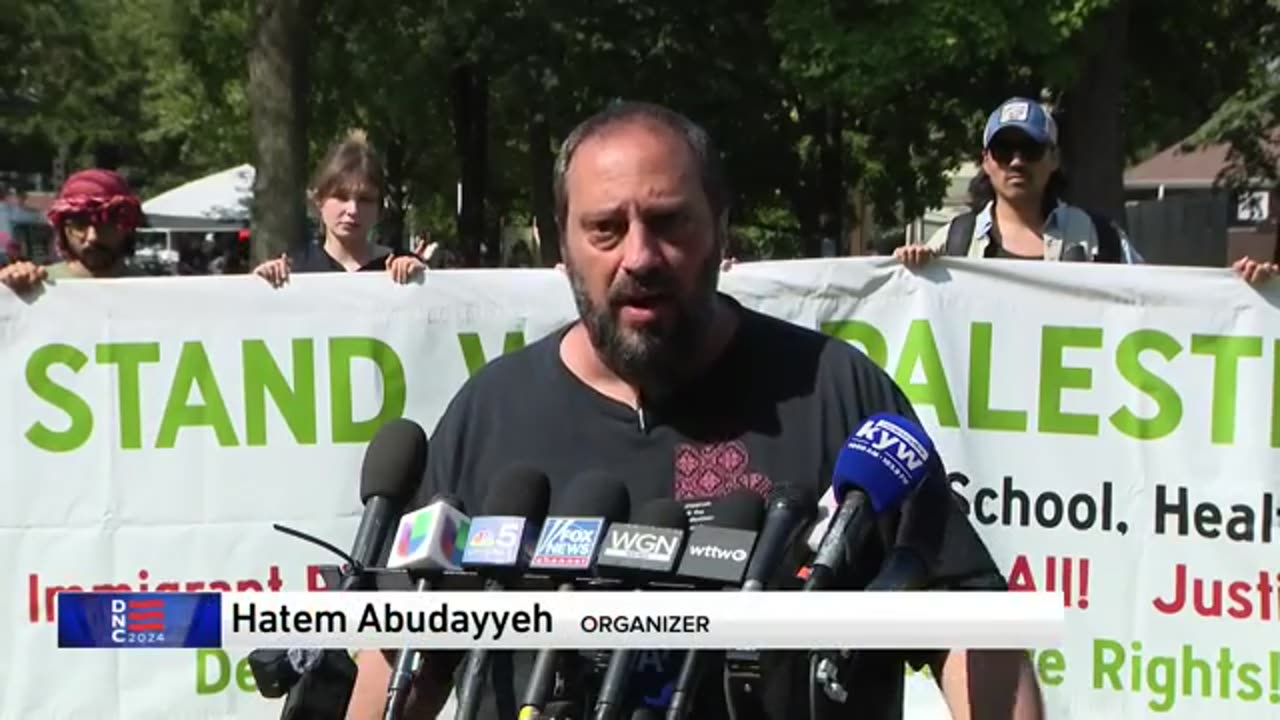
203 591 1062 650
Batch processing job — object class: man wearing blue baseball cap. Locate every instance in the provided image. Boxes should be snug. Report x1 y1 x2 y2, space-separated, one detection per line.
898 96 1145 265
897 97 1278 282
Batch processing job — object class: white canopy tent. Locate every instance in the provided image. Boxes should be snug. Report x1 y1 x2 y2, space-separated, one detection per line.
142 164 253 231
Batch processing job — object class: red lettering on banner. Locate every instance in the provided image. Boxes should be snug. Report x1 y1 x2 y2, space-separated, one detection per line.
1007 554 1092 609
25 565 291 623
1152 563 1280 622
306 564 328 591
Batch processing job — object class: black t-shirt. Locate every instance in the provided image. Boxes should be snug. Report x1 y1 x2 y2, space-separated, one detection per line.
410 295 1007 720
287 242 416 273
984 217 1040 261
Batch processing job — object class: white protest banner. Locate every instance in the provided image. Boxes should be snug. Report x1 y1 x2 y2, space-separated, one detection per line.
2 258 1278 719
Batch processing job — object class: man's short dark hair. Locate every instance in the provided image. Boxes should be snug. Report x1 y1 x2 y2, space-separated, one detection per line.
552 101 729 229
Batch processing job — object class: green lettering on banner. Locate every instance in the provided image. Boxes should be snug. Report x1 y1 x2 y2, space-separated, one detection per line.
1110 329 1183 440
95 342 160 449
458 331 527 376
236 654 257 692
196 649 230 694
155 342 239 448
1092 637 1124 691
1032 648 1066 687
24 343 93 452
968 322 1027 431
1038 326 1102 436
892 319 959 427
1090 638 1280 711
1273 340 1280 448
329 337 406 443
821 320 888 369
1190 334 1263 445
243 339 317 446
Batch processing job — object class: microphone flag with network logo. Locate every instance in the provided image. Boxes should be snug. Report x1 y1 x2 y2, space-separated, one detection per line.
529 518 606 570
394 504 469 567
462 516 538 566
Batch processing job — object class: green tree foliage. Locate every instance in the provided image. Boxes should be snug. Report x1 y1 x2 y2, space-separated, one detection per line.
2 0 1277 260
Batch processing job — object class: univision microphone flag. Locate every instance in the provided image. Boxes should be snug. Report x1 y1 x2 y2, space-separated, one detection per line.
57 592 223 649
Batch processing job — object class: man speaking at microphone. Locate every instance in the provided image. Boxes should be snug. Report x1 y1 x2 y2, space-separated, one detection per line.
348 101 1043 720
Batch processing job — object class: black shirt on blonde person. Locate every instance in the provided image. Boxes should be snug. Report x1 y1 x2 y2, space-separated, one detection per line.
286 241 420 273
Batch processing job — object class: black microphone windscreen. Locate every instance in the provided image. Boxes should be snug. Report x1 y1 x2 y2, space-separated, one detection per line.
768 483 818 520
631 498 690 531
359 418 428 504
429 492 467 515
709 489 765 531
482 464 552 519
553 470 631 521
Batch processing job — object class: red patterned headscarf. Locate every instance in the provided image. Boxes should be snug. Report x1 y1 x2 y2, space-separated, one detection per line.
46 169 143 232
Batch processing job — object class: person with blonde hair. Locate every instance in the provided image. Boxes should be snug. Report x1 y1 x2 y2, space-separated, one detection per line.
254 130 425 286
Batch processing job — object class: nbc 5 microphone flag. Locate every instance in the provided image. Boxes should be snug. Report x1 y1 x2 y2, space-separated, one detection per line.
58 592 222 649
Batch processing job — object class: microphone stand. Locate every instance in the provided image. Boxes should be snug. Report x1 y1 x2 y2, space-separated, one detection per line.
383 576 432 720
453 645 490 720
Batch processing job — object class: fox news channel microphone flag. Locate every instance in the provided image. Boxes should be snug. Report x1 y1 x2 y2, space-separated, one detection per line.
0 258 1276 719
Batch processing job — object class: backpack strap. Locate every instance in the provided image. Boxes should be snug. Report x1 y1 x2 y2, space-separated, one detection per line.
944 211 977 257
1083 209 1123 263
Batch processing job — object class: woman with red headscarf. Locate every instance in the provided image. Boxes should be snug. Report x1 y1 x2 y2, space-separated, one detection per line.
0 169 145 292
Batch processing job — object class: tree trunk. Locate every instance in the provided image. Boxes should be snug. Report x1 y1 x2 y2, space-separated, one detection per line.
791 103 824 256
1058 0 1131 228
451 64 489 267
380 132 406 250
529 109 559 266
818 105 845 254
247 0 315 264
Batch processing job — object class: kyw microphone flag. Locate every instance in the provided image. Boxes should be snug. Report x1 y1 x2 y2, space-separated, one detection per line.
57 592 222 648
54 591 1062 650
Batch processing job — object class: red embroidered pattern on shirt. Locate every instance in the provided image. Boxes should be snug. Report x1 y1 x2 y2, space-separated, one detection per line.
672 440 773 501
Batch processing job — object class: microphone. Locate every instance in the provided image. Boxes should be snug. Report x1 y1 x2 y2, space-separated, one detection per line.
248 417 425 717
805 414 941 708
544 700 582 719
666 491 765 720
674 490 763 586
344 418 433 589
803 412 934 592
593 499 690 720
1063 243 1088 262
383 493 471 720
520 473 631 720
741 484 817 592
454 466 552 720
864 468 950 592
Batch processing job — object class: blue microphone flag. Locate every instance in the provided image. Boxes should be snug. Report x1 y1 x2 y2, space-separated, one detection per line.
833 413 935 512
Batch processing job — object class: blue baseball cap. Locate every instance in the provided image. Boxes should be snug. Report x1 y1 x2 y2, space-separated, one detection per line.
983 97 1058 148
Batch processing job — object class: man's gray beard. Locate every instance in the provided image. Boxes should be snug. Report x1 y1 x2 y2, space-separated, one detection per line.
566 251 721 402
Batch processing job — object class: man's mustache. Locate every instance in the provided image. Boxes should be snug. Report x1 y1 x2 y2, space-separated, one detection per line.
608 271 678 305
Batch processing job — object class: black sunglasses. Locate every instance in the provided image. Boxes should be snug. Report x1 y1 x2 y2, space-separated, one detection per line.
989 139 1049 164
